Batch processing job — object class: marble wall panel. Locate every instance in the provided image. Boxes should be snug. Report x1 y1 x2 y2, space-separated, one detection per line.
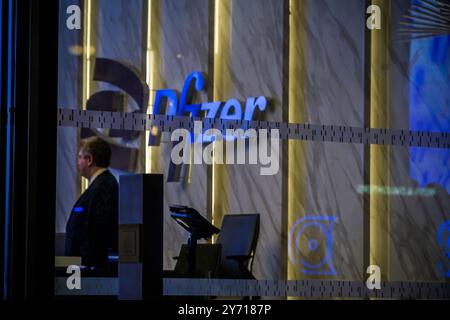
157 0 211 269
302 0 366 280
226 0 285 280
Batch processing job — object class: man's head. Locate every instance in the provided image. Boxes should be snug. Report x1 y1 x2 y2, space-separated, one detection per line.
77 137 112 179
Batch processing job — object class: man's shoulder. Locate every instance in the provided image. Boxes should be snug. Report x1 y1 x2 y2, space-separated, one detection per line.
92 170 118 190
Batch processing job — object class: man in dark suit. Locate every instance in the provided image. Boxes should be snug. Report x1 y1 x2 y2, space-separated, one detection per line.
65 136 118 268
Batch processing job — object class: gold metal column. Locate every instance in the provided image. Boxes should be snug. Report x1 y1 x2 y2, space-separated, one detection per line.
287 0 307 282
211 0 232 228
146 0 162 174
80 0 96 193
369 0 390 281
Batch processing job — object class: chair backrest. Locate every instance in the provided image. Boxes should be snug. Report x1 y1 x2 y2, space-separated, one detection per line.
216 214 260 278
173 243 222 278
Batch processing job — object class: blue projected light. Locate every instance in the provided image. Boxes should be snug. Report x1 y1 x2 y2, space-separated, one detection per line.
409 35 450 193
437 221 450 278
288 216 337 276
308 239 319 251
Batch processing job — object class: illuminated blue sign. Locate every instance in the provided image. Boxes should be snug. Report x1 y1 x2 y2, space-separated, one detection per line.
149 71 268 145
82 60 270 182
288 216 337 276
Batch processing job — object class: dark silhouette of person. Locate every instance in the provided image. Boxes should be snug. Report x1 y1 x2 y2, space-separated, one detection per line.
65 136 118 268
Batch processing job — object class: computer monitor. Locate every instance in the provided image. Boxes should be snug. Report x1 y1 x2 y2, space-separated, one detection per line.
169 205 220 240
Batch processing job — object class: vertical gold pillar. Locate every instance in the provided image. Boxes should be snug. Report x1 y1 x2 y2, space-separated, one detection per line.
80 0 96 193
212 0 232 227
146 0 162 174
287 0 307 282
82 0 92 113
370 0 390 280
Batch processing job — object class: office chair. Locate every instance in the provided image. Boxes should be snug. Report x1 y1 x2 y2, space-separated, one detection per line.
168 211 260 280
216 214 260 279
